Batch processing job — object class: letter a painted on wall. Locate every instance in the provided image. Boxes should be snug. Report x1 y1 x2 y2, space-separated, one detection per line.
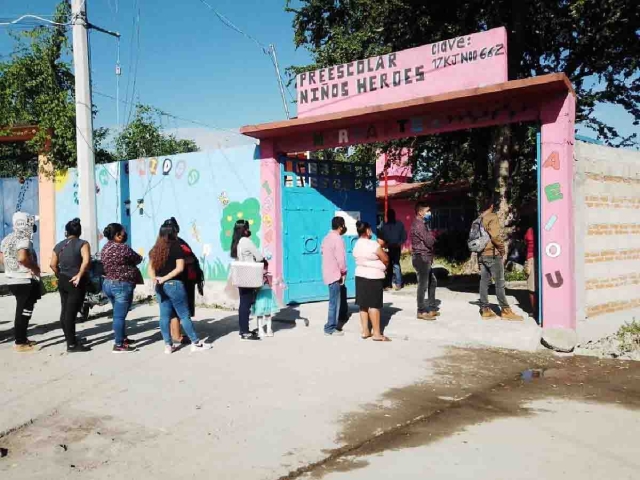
544 183 563 202
545 271 564 289
543 151 560 170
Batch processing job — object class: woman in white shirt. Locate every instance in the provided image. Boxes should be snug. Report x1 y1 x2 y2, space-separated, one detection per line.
353 221 390 341
230 219 264 341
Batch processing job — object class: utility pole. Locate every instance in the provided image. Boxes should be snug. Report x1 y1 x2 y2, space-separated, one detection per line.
71 0 98 252
269 44 290 120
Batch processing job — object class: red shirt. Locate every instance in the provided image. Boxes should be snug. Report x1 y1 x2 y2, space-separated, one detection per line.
524 228 535 260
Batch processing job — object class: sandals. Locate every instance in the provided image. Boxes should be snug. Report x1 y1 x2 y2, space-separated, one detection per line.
372 336 392 342
361 333 372 339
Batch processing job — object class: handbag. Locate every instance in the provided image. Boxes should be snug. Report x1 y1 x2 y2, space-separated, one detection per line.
230 261 264 288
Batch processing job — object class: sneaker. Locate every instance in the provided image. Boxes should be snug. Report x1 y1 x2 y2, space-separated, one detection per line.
418 312 437 321
123 337 137 345
481 307 498 319
179 336 192 346
266 330 274 337
501 307 524 321
66 344 91 353
164 345 177 355
240 333 261 341
14 343 37 353
112 344 137 353
325 330 345 336
191 341 212 352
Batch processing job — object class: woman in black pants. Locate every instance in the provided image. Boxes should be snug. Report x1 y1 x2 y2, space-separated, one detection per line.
50 218 92 353
230 220 263 341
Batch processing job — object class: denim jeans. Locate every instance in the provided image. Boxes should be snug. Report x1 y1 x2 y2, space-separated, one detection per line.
412 256 437 313
324 281 342 334
386 246 402 287
103 279 135 346
479 255 509 309
156 280 200 345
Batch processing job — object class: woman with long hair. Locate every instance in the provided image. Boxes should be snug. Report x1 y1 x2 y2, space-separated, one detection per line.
101 223 143 353
230 219 264 341
353 221 390 342
148 224 211 354
162 217 204 345
51 218 91 353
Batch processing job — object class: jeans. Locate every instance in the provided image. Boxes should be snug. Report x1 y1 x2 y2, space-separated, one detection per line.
58 275 87 347
103 279 135 346
385 246 402 288
238 287 256 335
8 280 41 345
324 281 342 334
479 255 509 309
412 256 437 313
156 280 200 345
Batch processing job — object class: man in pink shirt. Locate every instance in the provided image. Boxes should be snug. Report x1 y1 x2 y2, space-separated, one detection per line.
321 217 347 336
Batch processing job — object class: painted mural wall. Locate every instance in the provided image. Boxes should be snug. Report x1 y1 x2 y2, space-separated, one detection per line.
0 177 40 257
127 146 261 282
54 146 261 284
55 163 123 249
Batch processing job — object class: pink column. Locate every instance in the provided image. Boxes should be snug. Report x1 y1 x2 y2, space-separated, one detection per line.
540 93 576 330
259 140 284 302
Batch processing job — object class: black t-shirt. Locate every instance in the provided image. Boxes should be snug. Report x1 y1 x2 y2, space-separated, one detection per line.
53 238 88 278
154 241 186 279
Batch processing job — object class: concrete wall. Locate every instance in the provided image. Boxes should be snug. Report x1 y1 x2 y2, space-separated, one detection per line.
574 141 640 342
54 146 261 306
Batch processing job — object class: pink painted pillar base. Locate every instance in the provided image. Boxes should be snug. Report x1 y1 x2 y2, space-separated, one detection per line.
540 93 576 341
259 140 284 303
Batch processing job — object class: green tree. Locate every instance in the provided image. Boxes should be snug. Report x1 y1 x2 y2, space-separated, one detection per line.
0 1 114 177
113 104 199 160
287 0 639 211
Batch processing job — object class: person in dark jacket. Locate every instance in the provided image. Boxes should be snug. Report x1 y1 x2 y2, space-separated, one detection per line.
410 202 439 320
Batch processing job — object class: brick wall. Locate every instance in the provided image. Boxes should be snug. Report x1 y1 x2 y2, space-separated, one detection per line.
574 142 640 329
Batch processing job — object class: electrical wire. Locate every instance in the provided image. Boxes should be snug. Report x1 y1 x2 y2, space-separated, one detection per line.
0 14 70 27
93 90 247 137
196 0 270 54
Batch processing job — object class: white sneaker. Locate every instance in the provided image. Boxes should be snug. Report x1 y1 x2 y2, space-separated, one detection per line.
191 341 212 352
164 345 176 355
266 330 274 337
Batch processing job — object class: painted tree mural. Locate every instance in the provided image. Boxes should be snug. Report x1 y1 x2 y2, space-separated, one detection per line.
220 198 262 252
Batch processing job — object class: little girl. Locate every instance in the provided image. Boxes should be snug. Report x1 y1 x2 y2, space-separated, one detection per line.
251 271 281 338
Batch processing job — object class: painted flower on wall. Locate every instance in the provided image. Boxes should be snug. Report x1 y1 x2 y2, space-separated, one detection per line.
220 197 261 252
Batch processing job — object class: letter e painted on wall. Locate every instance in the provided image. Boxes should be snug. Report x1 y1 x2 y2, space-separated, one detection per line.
544 183 563 203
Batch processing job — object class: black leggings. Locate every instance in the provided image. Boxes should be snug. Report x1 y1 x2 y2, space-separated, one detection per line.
58 275 87 347
8 280 41 345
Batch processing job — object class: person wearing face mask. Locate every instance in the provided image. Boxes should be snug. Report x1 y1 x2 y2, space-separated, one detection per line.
0 212 42 352
410 202 439 320
321 216 348 336
101 223 144 353
230 219 264 340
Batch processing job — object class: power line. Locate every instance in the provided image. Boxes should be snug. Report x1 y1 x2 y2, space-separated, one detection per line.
0 14 69 27
92 90 246 137
196 0 269 54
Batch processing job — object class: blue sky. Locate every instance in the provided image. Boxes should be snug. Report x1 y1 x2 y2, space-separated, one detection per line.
1 0 638 148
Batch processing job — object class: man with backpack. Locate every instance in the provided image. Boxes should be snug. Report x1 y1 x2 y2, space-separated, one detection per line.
469 196 523 321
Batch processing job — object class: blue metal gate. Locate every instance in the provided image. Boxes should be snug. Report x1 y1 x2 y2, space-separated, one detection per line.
281 157 377 304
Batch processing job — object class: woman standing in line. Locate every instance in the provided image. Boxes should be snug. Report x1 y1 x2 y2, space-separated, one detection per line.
0 212 42 352
353 221 390 342
230 219 263 341
50 218 91 353
162 217 204 345
148 224 211 354
101 223 142 353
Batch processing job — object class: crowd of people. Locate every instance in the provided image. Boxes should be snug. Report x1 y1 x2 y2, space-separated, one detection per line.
1 194 534 354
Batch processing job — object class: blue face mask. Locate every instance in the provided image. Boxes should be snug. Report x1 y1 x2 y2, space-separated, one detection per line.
423 212 432 222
